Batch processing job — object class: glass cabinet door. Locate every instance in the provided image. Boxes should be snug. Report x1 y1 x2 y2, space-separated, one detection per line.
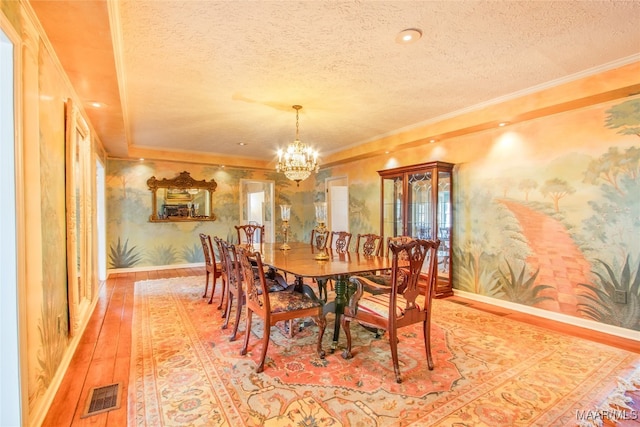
382 176 403 239
437 171 451 278
379 161 454 297
408 171 432 240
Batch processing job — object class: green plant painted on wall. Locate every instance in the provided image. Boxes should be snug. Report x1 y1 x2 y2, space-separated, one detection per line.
576 101 640 331
109 237 143 268
540 178 575 212
577 256 640 330
605 98 640 137
36 288 67 396
183 243 204 263
147 244 179 265
454 187 530 297
453 247 503 297
499 261 554 306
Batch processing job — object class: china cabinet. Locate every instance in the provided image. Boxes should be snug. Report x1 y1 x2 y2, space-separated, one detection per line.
378 161 454 297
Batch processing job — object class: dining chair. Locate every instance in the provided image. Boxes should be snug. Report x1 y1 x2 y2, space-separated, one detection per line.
313 231 353 301
213 236 230 313
329 231 352 253
310 228 329 250
237 246 327 373
347 235 413 294
354 233 383 256
220 240 288 341
199 233 223 305
341 239 440 383
235 223 265 245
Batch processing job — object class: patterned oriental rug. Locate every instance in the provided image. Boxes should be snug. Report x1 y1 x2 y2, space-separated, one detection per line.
128 276 639 427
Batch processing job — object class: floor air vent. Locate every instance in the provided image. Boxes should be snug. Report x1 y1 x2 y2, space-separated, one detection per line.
81 382 122 418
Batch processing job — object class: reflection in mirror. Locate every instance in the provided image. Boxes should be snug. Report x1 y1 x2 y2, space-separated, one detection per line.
147 171 217 222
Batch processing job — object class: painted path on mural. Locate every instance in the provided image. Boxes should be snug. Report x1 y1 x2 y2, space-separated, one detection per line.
499 200 592 316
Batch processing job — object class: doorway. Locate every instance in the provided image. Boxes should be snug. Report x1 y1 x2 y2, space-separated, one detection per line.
240 179 275 243
0 21 22 426
326 176 349 232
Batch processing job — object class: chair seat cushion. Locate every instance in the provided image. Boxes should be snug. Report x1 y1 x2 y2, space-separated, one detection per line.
266 278 288 292
351 274 394 295
356 293 424 318
269 291 322 313
249 278 288 294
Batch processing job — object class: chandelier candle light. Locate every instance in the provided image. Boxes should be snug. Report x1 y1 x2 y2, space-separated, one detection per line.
313 202 329 260
276 105 319 186
280 204 291 250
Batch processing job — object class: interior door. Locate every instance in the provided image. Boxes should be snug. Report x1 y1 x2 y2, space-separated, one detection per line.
329 186 348 232
326 176 349 233
240 179 275 243
0 24 22 425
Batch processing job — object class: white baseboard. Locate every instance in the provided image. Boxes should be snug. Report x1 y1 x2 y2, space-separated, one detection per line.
452 289 640 343
107 262 204 276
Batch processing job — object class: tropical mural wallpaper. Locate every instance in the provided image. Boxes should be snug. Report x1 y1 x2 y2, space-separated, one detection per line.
451 98 639 332
106 97 640 335
32 37 70 409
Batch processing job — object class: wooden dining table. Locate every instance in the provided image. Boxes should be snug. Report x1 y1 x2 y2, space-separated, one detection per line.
243 241 395 351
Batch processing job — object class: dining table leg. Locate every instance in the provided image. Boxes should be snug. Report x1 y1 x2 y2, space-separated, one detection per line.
330 274 349 352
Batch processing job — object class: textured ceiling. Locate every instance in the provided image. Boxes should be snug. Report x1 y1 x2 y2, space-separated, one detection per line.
30 1 640 168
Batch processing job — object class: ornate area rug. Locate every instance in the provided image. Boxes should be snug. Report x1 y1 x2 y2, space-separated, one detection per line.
128 276 639 426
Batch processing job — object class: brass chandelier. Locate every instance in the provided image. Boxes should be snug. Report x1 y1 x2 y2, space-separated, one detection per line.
276 105 319 186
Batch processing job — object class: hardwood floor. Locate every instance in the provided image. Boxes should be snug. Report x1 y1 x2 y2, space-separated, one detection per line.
42 268 639 426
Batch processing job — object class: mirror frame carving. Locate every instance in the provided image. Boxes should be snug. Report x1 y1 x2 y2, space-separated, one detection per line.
147 171 218 222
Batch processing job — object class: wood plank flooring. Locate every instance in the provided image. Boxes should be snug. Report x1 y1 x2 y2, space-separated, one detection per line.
42 268 639 426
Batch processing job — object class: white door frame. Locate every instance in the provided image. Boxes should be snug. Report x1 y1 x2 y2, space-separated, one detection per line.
325 176 349 233
239 179 275 243
0 18 23 427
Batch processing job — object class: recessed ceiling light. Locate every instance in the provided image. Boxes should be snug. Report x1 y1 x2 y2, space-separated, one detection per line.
499 122 509 127
396 28 422 44
237 142 247 146
87 101 106 108
429 139 437 143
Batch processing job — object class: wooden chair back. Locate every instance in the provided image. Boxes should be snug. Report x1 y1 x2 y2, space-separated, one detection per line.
355 233 383 256
199 233 222 304
235 224 265 245
310 228 330 250
219 239 244 340
386 235 414 259
212 236 228 310
330 231 352 253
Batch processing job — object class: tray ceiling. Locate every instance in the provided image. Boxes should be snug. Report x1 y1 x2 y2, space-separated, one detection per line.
30 1 640 168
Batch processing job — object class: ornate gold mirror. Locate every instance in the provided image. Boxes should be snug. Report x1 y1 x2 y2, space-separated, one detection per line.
147 171 217 222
